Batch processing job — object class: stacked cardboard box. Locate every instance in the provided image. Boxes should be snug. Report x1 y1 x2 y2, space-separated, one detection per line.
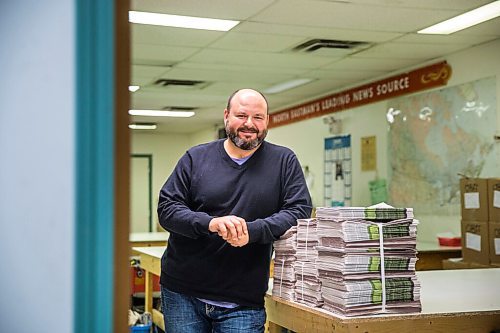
460 178 500 265
488 178 500 264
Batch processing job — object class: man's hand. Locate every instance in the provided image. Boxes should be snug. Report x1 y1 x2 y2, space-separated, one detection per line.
209 215 247 241
227 232 249 247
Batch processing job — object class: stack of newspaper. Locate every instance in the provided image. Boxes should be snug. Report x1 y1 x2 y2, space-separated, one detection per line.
315 203 421 316
293 219 323 307
272 226 297 301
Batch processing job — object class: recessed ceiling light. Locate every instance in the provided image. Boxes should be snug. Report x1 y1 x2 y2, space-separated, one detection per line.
129 109 195 118
129 11 240 31
129 85 140 92
129 123 157 130
263 78 314 94
418 1 500 34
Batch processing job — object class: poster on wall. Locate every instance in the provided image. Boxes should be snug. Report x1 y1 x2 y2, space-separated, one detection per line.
324 135 351 207
361 136 377 171
387 76 497 215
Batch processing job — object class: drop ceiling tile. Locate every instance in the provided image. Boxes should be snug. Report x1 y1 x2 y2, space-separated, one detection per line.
132 90 225 109
304 68 386 81
131 24 224 47
132 64 171 78
453 18 500 36
209 31 306 52
394 33 497 45
235 22 402 43
323 57 421 72
176 61 308 75
353 42 469 59
163 67 293 84
132 43 200 62
343 0 492 11
188 49 337 69
131 0 275 20
252 0 462 32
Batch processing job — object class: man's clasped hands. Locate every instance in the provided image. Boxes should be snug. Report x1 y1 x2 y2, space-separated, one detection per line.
208 216 249 247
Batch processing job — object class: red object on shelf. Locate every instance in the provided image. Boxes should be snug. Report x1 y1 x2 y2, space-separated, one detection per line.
438 237 461 247
130 266 160 295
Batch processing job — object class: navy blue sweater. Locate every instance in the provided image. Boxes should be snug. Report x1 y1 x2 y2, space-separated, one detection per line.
158 139 312 307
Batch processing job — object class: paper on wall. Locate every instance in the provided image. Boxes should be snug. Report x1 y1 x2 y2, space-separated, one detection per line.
464 192 480 209
494 190 500 208
466 232 481 252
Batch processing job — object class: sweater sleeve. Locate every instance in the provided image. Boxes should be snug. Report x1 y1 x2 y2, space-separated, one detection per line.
157 152 213 238
246 153 312 244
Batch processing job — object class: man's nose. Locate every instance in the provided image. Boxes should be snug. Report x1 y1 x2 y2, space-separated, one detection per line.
244 116 254 127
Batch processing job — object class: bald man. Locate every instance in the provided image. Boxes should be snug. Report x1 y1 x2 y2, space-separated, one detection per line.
158 88 312 332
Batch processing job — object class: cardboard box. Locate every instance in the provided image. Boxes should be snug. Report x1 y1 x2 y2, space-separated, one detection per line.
488 178 500 222
460 178 489 221
442 258 491 270
489 222 500 264
461 220 489 265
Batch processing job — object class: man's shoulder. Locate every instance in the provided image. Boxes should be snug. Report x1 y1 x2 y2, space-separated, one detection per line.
261 141 295 156
187 139 222 155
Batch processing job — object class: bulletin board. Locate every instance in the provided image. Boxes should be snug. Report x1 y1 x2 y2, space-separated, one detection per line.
324 135 352 207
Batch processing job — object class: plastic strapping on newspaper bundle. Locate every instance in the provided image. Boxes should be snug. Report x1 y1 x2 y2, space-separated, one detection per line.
304 220 310 259
376 222 387 312
279 259 285 297
300 261 305 301
368 217 414 313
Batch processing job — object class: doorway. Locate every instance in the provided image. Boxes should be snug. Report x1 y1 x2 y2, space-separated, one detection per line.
131 154 153 232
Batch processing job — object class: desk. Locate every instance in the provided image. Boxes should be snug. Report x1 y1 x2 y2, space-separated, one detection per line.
132 246 166 332
416 241 461 270
130 232 169 248
133 246 500 333
266 268 500 333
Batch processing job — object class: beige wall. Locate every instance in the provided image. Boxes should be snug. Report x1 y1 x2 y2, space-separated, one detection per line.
132 38 500 241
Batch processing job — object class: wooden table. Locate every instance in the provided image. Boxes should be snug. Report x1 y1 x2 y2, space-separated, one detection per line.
415 241 461 270
267 268 500 333
133 247 500 333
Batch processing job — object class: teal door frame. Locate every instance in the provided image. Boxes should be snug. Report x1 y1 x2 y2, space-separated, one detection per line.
75 0 115 332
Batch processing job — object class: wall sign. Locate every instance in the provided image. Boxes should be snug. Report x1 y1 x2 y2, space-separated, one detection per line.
269 61 452 128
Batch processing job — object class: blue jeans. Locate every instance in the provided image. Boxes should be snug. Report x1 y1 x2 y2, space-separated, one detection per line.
161 286 266 333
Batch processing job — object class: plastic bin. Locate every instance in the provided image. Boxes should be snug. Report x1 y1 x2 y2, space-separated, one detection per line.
438 236 461 247
129 324 151 332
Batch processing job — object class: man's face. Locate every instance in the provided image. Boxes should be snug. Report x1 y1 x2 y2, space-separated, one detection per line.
224 91 269 150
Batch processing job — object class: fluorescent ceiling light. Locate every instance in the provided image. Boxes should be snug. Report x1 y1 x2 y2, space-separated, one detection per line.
263 78 314 94
418 1 500 34
129 85 140 92
129 109 195 118
129 11 239 31
129 123 157 130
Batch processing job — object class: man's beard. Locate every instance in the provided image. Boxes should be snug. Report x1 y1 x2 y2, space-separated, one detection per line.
225 124 267 150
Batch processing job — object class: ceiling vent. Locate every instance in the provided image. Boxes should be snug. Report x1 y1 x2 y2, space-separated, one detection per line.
154 78 210 89
292 39 371 56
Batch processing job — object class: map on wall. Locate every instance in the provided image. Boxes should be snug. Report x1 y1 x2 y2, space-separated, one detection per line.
387 77 497 215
